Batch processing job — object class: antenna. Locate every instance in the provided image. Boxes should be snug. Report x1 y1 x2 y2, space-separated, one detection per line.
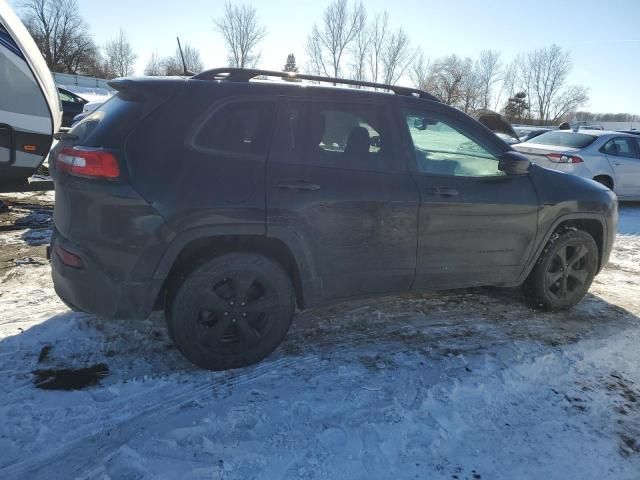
176 36 194 76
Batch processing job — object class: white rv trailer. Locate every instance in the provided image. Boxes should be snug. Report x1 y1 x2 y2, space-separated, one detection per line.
0 1 61 189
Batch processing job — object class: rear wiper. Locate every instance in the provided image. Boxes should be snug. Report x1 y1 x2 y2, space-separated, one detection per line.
54 131 78 141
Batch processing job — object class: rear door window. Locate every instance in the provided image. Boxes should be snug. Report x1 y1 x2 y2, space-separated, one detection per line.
602 137 638 159
192 100 277 157
286 100 393 171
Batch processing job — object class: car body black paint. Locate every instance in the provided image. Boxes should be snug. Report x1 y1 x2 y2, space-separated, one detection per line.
49 75 617 319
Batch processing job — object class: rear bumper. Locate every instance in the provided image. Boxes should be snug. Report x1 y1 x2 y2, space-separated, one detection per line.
50 229 161 319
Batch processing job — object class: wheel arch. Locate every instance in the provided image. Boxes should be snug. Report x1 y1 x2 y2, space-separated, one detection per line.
519 213 607 283
152 231 310 312
592 174 614 190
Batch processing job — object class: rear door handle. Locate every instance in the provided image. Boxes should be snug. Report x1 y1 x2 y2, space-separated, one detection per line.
425 186 459 198
276 180 321 191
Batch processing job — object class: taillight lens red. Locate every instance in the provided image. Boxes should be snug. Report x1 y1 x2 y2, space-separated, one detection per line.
54 245 85 268
55 147 120 179
546 153 584 164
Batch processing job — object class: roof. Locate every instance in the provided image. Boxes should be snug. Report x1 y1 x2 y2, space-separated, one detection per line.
571 129 637 137
191 68 440 102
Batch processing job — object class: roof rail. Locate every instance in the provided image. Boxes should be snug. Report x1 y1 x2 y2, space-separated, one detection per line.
191 68 440 102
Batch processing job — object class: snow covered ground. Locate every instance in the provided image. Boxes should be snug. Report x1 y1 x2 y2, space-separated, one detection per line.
0 192 639 479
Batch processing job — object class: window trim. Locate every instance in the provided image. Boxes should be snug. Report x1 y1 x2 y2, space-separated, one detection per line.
400 105 506 179
186 96 278 159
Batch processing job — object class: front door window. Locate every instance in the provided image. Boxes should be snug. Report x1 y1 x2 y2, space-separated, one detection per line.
405 113 503 177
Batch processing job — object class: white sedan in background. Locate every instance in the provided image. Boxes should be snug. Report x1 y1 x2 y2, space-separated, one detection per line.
514 130 640 200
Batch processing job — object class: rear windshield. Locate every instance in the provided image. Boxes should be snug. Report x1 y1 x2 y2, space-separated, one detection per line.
525 131 597 148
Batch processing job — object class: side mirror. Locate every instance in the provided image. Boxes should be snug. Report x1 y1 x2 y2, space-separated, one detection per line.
498 150 530 175
413 116 438 131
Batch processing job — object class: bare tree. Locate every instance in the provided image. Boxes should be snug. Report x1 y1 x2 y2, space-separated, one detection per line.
527 44 571 124
349 8 369 81
214 2 267 68
548 85 589 123
81 48 108 78
410 48 430 90
494 58 518 112
104 28 137 78
516 53 535 120
306 0 365 78
177 43 204 73
144 52 162 76
380 27 411 85
20 0 98 74
476 50 501 109
496 46 587 124
151 44 204 75
459 58 482 113
367 11 388 83
426 55 466 106
162 56 183 76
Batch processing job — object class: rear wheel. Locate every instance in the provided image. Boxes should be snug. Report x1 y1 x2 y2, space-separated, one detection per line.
524 229 598 311
166 252 295 370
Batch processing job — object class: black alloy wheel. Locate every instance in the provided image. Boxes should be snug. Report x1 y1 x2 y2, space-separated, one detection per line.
167 253 295 370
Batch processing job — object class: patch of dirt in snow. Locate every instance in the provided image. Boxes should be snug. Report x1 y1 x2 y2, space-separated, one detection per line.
0 194 53 270
1 197 640 479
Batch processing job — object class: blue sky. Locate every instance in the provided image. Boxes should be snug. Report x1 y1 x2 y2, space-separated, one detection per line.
9 0 640 113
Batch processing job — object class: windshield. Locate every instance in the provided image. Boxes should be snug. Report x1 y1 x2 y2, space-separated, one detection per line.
525 131 597 148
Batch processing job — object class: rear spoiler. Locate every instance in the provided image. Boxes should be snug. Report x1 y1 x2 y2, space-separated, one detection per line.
108 77 187 100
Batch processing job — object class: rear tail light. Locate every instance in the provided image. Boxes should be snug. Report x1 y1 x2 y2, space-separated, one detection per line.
55 147 120 179
54 245 85 269
546 153 584 164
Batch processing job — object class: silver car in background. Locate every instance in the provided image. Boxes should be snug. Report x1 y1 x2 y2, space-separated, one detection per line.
514 130 640 200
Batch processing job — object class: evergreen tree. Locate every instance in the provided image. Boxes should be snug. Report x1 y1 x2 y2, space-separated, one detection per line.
283 53 299 74
504 92 529 122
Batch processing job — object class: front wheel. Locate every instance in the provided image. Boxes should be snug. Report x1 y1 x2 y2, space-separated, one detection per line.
166 252 295 370
524 229 598 311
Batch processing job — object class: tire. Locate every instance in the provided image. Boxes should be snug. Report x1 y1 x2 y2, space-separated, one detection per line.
524 229 598 311
166 252 295 370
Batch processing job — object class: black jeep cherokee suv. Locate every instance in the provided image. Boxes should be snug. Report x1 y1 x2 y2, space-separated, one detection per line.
49 69 617 370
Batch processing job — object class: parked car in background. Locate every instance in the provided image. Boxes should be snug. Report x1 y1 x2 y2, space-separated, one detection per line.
514 130 640 200
50 68 617 370
578 125 604 130
514 126 552 142
70 99 108 126
57 87 88 127
617 129 640 136
475 109 521 144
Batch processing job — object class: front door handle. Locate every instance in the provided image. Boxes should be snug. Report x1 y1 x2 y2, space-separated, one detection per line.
425 186 459 198
276 180 321 191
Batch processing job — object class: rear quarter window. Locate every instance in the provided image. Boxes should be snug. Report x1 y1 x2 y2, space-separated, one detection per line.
191 100 276 157
69 94 141 146
525 131 597 148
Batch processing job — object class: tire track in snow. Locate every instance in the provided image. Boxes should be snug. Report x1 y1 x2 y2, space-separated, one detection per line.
4 286 633 478
2 308 507 479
